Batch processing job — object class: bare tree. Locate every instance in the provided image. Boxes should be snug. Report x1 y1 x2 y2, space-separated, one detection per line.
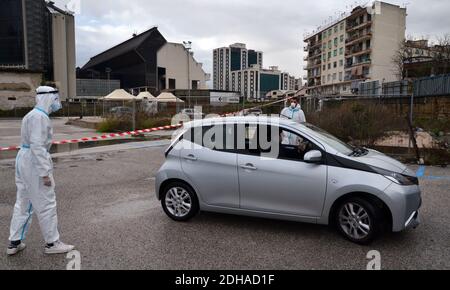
392 40 411 80
432 34 450 75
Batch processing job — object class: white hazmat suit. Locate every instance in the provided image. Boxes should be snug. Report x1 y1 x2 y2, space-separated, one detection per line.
280 104 306 124
9 86 63 245
280 103 307 145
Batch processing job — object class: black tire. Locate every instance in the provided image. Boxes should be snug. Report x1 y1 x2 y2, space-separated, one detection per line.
161 182 199 222
335 197 384 245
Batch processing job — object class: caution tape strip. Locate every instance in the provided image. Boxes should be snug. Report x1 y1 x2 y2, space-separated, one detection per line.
0 124 183 152
0 96 295 152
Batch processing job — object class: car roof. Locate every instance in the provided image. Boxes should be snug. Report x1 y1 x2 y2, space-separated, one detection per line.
185 116 303 130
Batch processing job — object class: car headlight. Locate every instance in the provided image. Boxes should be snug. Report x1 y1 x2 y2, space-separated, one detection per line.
370 166 419 186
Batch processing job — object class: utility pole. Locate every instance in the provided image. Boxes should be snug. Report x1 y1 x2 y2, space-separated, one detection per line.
183 41 192 108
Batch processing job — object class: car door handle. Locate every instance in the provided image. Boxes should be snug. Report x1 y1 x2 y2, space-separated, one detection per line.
184 154 198 161
240 164 257 171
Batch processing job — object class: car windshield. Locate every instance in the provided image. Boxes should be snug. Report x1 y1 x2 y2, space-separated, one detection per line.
303 123 354 156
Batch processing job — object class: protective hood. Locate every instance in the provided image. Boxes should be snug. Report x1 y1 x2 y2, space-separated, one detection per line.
35 86 62 114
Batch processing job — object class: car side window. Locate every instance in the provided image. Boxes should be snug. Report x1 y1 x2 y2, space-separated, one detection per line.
278 127 320 162
183 125 236 152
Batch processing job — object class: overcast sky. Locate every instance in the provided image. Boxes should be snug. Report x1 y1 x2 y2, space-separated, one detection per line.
53 0 449 84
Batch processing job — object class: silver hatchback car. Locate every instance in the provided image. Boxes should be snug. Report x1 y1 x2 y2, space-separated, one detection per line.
155 116 421 244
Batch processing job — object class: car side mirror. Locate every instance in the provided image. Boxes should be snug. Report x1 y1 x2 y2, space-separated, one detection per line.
304 150 322 163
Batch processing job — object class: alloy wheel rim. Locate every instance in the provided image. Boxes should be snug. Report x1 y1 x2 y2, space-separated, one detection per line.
339 202 371 240
165 187 192 217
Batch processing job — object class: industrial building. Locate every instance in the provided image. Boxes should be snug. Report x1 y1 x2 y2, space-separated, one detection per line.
78 27 210 96
303 1 406 96
0 0 76 110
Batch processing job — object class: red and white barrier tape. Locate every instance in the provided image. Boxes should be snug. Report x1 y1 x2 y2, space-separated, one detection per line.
0 97 293 152
0 124 182 152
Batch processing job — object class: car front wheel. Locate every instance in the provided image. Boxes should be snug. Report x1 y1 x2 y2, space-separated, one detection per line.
335 197 384 244
161 182 199 221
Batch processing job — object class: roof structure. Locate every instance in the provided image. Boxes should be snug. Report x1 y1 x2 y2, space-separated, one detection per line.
82 27 164 70
156 92 185 103
102 89 137 101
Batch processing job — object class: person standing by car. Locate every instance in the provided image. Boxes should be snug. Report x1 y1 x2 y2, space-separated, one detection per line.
281 97 306 123
7 86 75 256
281 97 306 144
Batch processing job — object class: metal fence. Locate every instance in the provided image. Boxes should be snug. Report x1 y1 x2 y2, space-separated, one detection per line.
414 73 450 97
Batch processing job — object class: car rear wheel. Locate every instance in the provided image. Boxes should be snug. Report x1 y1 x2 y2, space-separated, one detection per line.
161 182 199 221
335 197 383 244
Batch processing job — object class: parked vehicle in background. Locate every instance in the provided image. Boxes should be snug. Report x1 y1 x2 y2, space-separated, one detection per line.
155 116 422 244
110 106 133 117
239 108 263 116
181 108 205 120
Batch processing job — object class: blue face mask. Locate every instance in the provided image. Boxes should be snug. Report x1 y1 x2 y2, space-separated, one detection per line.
50 97 62 113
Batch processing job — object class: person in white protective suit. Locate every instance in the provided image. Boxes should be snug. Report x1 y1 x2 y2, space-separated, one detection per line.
280 97 306 145
7 86 75 256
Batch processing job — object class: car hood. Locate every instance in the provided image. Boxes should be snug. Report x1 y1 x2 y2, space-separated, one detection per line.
353 149 408 174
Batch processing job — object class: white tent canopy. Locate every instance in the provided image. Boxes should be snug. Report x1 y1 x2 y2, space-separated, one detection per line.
156 92 185 103
102 89 138 101
137 91 157 101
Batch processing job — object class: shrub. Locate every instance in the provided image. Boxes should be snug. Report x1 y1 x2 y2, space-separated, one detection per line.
97 113 173 133
306 102 407 146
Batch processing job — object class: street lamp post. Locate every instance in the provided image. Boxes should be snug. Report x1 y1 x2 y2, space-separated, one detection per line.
183 41 192 108
105 67 112 117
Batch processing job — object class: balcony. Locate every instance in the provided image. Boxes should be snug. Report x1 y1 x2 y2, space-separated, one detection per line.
346 20 372 33
345 32 372 46
345 46 371 57
344 59 371 69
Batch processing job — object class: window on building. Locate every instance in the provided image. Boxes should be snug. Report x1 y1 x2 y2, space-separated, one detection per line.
340 22 344 30
333 50 337 57
192 80 199 90
334 38 338 46
339 72 343 81
328 63 331 69
328 29 332 36
323 65 326 71
328 74 331 82
333 61 337 68
328 52 332 59
339 59 344 67
340 35 344 43
169 79 176 89
334 26 338 33
333 73 337 81
328 40 332 49
340 47 344 55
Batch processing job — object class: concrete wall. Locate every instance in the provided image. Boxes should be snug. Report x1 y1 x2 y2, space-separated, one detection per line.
51 12 76 101
371 2 406 83
157 43 209 90
0 71 42 110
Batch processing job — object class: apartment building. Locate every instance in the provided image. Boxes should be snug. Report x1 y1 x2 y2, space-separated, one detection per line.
304 1 406 95
214 43 296 99
213 43 263 91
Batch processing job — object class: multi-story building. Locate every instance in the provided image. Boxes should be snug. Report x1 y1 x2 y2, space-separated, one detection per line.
213 43 263 91
229 65 296 99
303 1 406 95
214 43 297 99
0 0 76 109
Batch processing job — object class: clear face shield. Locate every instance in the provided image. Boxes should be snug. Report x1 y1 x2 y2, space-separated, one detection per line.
50 93 62 113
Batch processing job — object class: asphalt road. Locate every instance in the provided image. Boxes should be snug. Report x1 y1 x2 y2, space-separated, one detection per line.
0 118 96 148
0 145 449 270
